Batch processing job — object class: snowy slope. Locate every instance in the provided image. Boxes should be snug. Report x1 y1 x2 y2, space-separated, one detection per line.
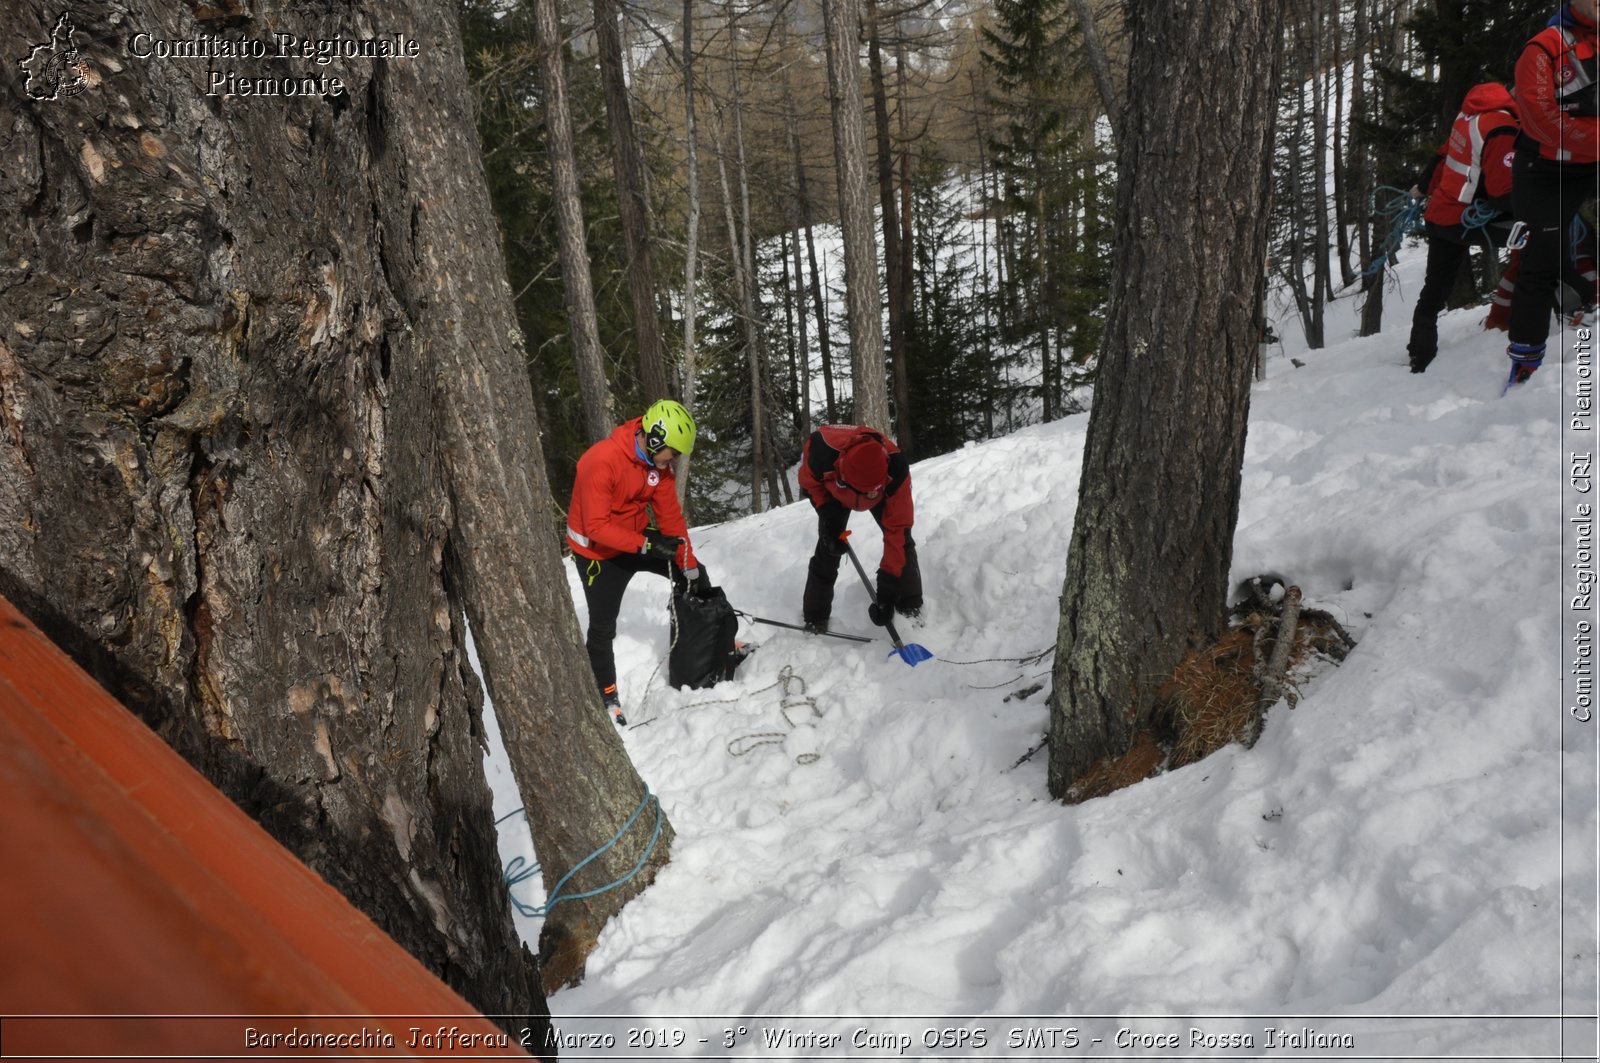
482 245 1594 1057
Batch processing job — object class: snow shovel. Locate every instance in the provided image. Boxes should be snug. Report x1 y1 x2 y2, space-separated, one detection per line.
736 611 875 644
841 540 934 667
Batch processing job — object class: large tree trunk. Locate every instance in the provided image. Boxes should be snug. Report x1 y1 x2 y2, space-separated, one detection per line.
594 0 672 402
1047 0 1286 798
821 0 891 432
0 0 553 1037
532 0 617 441
431 32 677 1004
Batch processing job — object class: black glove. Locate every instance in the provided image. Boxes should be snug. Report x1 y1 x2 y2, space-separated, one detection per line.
817 532 847 558
868 571 900 626
640 529 683 563
689 566 714 598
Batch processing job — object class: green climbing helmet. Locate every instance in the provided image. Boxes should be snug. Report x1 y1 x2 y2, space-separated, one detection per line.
641 398 696 456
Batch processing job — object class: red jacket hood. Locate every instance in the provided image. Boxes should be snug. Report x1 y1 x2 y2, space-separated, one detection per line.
1461 82 1517 118
608 417 654 464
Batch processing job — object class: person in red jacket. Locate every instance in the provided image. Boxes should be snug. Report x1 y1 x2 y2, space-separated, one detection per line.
797 424 922 632
1406 82 1521 373
566 399 712 724
1504 0 1600 385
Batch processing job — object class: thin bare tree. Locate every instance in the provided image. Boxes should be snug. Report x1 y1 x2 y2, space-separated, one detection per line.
531 0 616 440
594 0 673 400
821 0 892 432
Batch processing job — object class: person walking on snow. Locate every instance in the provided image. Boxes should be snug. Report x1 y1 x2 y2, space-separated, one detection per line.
1406 82 1521 373
798 424 923 633
567 399 714 724
1503 0 1600 385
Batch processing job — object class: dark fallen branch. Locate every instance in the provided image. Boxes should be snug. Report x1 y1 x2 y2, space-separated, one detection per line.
1246 585 1302 749
1007 736 1049 772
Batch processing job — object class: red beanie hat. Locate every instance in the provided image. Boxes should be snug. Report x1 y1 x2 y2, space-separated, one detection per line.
838 439 889 492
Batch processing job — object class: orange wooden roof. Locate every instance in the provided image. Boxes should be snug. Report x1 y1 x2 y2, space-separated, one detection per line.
0 593 529 1058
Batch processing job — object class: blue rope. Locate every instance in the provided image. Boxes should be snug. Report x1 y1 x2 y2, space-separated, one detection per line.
496 788 664 919
1460 199 1502 233
1361 186 1426 277
503 853 543 918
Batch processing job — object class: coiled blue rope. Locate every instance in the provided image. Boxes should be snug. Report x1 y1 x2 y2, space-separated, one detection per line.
1460 199 1502 233
496 788 663 918
1361 186 1426 277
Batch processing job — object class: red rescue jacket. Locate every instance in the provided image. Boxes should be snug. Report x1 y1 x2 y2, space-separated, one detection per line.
566 419 700 574
1422 83 1520 226
1516 5 1600 164
798 425 915 577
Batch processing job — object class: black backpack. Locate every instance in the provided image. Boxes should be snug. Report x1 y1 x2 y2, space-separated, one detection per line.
668 586 743 689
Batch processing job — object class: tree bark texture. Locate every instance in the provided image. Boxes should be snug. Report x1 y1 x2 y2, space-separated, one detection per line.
1047 0 1286 799
593 0 672 402
821 0 891 433
420 10 680 998
531 0 616 442
0 0 552 1035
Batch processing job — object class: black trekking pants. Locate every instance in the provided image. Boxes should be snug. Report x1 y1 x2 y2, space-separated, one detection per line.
1407 220 1505 371
1508 153 1598 350
802 500 923 625
573 552 671 696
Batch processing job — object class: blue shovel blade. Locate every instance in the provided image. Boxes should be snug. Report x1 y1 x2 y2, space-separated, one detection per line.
889 642 935 666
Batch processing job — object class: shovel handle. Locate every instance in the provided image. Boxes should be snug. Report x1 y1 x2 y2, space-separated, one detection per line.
842 542 907 651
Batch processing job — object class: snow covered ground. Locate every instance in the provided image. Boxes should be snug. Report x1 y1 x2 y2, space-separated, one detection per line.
482 243 1598 1058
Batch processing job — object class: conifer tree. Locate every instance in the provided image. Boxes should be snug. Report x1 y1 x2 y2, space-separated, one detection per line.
982 0 1109 421
1373 0 1547 179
